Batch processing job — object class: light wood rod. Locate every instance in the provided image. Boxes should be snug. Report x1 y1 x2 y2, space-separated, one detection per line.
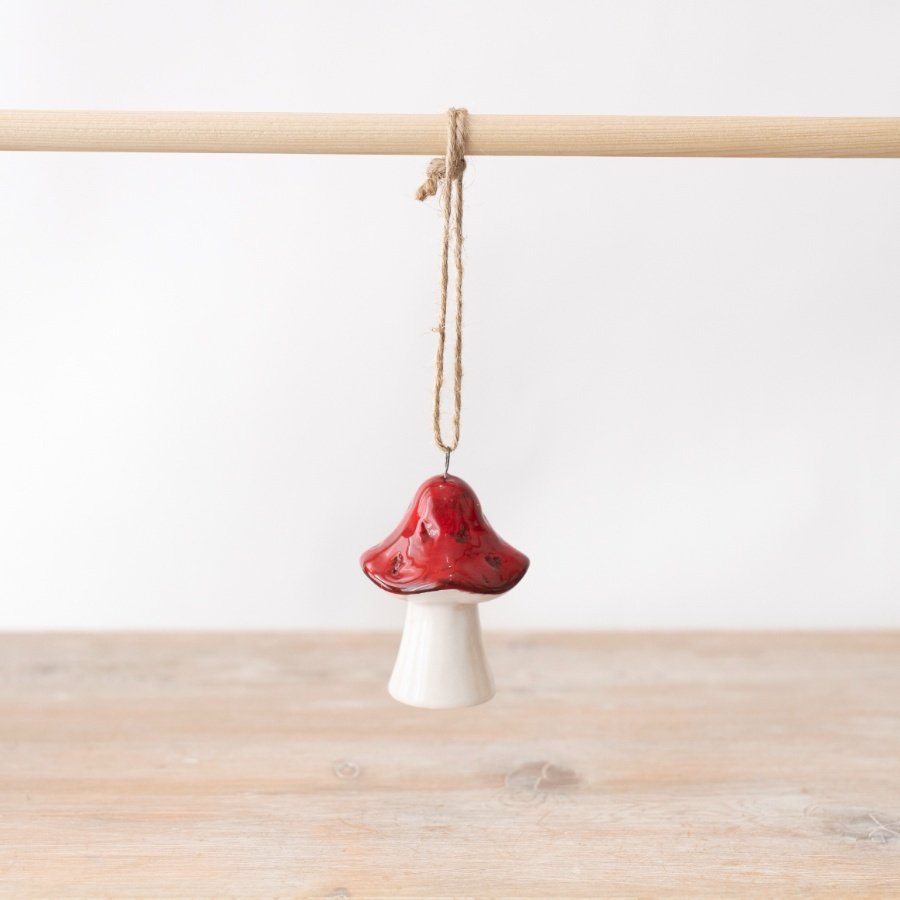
2 111 900 157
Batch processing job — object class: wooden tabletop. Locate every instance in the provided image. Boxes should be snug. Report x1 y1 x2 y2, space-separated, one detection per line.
1 632 898 898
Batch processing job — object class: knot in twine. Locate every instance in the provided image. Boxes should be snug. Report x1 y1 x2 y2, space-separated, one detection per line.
416 108 468 462
415 155 467 201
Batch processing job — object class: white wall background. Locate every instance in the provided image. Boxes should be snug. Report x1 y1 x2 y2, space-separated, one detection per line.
1 1 899 630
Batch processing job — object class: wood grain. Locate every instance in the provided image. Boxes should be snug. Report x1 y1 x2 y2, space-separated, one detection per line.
3 112 900 156
0 632 898 898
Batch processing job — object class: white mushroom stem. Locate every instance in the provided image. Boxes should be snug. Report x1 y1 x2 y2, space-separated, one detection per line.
389 589 496 709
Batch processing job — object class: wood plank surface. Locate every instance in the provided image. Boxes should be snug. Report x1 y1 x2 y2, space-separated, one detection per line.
0 632 898 898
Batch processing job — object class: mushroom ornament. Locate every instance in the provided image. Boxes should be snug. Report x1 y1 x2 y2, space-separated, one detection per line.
361 474 529 709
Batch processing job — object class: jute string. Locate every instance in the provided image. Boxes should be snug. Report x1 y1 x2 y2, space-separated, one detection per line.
416 108 467 467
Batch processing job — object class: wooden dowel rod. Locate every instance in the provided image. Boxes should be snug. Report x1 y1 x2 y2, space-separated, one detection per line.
2 111 900 157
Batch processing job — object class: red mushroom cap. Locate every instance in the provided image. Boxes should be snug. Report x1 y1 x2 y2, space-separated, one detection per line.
361 474 530 595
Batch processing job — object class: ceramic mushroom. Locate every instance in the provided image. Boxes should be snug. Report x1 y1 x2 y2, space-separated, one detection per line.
361 474 529 709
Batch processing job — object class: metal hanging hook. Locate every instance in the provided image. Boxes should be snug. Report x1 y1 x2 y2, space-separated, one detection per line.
444 450 451 478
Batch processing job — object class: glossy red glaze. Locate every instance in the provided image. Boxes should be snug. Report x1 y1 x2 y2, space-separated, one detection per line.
361 474 530 596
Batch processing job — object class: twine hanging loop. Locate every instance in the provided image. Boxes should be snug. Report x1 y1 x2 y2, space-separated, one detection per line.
416 107 468 461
